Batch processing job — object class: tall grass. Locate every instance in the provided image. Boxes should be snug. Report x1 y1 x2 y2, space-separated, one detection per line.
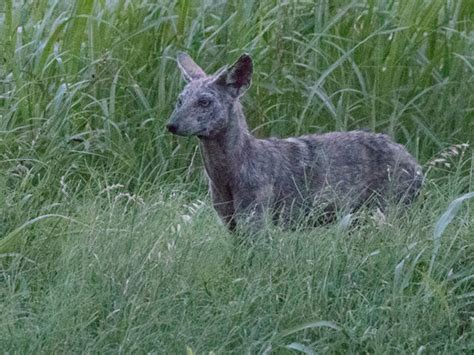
0 0 473 353
0 173 473 353
1 0 472 186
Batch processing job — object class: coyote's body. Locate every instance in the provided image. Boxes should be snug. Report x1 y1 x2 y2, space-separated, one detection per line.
167 53 423 232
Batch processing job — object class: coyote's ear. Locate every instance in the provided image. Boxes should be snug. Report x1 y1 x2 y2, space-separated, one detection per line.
177 52 206 82
214 53 253 97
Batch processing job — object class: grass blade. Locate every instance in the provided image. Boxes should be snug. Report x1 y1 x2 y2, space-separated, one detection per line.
280 320 341 337
429 191 474 275
285 342 315 355
0 214 83 253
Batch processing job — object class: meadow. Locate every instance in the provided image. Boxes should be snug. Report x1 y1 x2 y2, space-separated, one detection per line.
0 0 473 353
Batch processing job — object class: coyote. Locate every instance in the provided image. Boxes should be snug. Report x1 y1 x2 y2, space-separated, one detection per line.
167 53 423 232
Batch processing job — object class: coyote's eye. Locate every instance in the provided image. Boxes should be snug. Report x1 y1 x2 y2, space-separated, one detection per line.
197 98 211 107
176 96 183 107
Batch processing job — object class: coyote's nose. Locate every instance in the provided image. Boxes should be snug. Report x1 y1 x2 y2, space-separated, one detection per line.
166 122 179 134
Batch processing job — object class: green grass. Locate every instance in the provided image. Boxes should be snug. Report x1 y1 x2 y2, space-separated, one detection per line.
0 0 473 353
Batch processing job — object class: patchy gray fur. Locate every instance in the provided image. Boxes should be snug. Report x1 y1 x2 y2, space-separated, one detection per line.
167 53 423 232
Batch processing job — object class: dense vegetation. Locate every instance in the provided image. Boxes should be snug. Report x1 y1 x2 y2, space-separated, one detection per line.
1 0 473 353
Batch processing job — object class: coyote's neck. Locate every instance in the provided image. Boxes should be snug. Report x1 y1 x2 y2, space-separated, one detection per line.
199 102 253 185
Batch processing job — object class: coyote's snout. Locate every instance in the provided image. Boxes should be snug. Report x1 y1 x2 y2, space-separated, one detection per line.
168 53 423 233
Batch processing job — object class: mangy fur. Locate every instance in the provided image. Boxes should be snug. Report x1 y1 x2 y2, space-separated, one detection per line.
167 53 423 232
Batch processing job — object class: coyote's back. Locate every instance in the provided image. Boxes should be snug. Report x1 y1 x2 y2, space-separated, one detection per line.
256 130 423 224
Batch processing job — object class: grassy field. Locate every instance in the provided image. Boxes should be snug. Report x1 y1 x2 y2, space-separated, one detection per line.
1 0 473 353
